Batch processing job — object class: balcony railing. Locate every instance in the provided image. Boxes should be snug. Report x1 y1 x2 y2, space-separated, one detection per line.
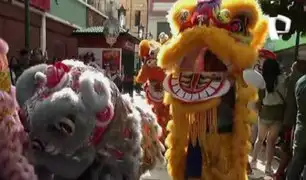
78 0 120 19
76 0 108 18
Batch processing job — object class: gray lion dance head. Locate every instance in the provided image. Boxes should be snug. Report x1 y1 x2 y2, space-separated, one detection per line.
16 60 129 179
16 60 163 180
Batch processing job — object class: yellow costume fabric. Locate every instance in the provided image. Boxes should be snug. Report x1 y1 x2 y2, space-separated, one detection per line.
157 0 268 179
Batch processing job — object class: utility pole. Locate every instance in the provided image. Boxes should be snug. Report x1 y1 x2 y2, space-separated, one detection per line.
294 2 305 61
25 0 30 50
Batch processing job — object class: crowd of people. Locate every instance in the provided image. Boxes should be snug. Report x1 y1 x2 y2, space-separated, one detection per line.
81 52 141 99
9 48 47 85
9 50 140 100
248 56 306 180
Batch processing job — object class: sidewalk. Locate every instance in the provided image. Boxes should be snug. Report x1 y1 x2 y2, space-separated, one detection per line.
141 154 279 180
248 154 279 180
141 162 171 180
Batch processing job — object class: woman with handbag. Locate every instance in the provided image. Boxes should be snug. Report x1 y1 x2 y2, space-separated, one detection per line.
250 58 287 175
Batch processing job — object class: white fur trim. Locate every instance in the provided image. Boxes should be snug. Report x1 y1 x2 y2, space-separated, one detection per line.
62 59 85 68
79 70 111 112
50 88 80 105
87 62 105 73
34 72 47 85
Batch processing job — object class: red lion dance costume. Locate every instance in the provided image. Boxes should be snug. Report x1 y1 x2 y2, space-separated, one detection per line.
157 0 269 179
136 38 170 142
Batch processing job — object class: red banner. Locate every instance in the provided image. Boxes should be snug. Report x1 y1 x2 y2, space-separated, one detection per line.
102 49 122 72
20 0 50 11
31 0 50 11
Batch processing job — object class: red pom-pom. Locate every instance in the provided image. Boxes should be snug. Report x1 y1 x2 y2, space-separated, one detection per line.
96 106 114 126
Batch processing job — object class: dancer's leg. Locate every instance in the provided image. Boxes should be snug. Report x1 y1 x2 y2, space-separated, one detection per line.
266 122 281 173
251 120 269 163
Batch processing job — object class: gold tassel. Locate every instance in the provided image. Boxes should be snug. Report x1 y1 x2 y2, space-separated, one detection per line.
164 94 222 180
200 107 220 179
190 113 197 147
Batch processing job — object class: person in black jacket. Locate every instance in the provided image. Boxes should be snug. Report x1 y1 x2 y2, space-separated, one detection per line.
15 49 30 80
30 48 44 66
8 56 18 85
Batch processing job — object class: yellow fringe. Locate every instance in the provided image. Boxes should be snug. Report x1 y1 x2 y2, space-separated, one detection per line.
165 94 220 180
165 81 257 180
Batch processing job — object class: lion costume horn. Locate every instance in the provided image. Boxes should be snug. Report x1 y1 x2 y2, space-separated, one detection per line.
157 0 268 179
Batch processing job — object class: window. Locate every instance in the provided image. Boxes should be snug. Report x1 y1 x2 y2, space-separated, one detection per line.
157 22 171 39
134 10 141 26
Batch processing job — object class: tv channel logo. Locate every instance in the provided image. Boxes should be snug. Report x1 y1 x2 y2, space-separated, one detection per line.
267 15 292 40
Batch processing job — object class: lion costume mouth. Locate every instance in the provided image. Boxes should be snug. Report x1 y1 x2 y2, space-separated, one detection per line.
160 17 266 103
163 46 231 102
146 84 164 103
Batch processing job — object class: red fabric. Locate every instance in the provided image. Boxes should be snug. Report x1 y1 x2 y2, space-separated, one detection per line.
123 128 131 138
180 21 194 32
95 106 114 124
109 148 124 159
284 128 292 142
30 0 50 11
45 62 69 88
136 65 165 83
259 49 276 60
191 7 213 25
90 106 114 146
89 127 107 145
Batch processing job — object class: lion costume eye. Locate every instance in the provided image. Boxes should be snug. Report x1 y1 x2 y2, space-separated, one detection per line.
180 9 190 23
230 20 243 32
217 9 231 24
146 59 157 67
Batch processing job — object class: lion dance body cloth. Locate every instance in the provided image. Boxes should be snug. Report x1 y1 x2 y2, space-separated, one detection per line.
158 0 268 179
136 39 170 143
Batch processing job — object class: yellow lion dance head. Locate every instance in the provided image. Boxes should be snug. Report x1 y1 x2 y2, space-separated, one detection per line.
159 0 268 95
158 0 268 179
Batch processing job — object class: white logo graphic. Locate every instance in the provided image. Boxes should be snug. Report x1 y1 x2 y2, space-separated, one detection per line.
268 15 291 40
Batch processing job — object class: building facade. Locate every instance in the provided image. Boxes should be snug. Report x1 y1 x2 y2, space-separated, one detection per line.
0 0 109 59
148 0 174 40
73 26 140 78
120 0 148 38
0 0 79 59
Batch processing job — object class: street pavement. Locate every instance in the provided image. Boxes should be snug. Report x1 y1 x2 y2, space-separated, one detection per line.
131 92 279 180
